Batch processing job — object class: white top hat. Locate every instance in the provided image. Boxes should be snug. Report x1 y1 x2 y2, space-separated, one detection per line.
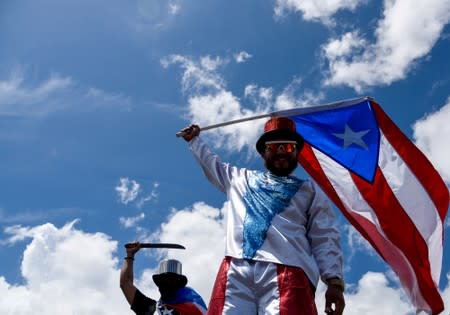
156 259 183 275
152 259 188 288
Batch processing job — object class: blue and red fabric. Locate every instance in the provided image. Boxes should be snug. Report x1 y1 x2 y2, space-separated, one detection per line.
275 97 449 315
161 287 207 315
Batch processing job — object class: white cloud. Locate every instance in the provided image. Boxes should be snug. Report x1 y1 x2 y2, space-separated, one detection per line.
244 84 274 106
274 0 363 23
0 70 73 116
0 202 225 314
412 97 450 184
143 196 450 314
243 84 257 98
322 31 367 60
115 177 141 205
119 212 146 229
234 51 253 63
0 68 131 116
85 88 131 111
0 220 130 315
161 54 227 94
134 0 184 32
187 90 267 152
163 54 327 154
116 181 159 230
1 209 449 314
168 2 181 15
147 201 226 301
137 182 160 208
200 55 224 72
0 207 81 225
316 270 450 315
345 224 373 253
117 201 227 301
343 224 377 268
3 224 32 244
320 272 414 315
162 54 269 152
274 76 325 111
322 0 450 92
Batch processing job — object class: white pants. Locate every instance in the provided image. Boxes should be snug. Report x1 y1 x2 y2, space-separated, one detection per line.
207 257 317 315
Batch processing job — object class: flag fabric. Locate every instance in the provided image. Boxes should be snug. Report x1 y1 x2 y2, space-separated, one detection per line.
278 97 449 314
160 286 207 315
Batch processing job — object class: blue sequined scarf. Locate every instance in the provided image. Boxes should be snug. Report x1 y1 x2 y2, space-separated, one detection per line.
242 172 303 259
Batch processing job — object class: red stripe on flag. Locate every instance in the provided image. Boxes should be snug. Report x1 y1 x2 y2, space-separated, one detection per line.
352 168 444 314
342 209 424 308
298 143 382 257
298 142 437 313
371 101 449 223
168 303 205 315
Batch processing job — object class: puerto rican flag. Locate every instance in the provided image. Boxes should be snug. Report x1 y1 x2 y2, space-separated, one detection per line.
161 287 207 315
276 97 449 315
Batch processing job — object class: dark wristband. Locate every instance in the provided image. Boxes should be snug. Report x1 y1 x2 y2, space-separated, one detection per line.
327 278 345 292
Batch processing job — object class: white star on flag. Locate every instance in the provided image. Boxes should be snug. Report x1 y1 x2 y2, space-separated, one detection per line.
333 123 370 149
160 307 174 315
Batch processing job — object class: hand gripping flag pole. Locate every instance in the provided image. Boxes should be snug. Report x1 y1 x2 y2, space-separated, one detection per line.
177 96 449 315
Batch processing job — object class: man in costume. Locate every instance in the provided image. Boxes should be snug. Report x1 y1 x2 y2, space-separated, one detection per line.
181 117 345 315
120 242 207 315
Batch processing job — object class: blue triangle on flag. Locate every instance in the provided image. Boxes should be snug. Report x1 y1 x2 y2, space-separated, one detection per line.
291 100 380 183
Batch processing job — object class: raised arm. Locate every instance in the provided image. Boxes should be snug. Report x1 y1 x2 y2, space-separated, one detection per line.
119 242 140 305
180 124 236 193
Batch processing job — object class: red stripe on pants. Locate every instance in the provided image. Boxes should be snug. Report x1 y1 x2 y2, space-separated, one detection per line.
207 257 231 315
277 264 318 315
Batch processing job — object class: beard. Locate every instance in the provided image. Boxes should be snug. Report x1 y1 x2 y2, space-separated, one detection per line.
264 154 298 176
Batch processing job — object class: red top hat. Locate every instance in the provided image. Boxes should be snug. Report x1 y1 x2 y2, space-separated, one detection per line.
256 117 304 154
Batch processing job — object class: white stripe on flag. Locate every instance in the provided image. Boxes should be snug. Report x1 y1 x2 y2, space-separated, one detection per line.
378 132 443 284
311 145 430 311
311 147 379 225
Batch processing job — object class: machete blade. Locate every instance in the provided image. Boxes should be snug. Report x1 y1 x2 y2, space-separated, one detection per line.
125 242 186 250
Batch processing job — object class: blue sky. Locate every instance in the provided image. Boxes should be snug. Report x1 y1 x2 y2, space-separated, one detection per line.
0 0 449 314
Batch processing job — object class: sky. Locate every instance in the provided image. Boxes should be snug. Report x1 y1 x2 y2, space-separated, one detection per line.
0 0 450 314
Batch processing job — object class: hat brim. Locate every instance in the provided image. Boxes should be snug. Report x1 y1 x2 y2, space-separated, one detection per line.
256 129 304 154
152 273 188 288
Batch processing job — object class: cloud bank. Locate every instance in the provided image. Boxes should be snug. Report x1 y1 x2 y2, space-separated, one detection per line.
0 69 131 117
274 0 362 23
413 97 450 184
1 203 449 314
0 220 129 315
162 54 326 154
116 177 141 205
322 0 450 92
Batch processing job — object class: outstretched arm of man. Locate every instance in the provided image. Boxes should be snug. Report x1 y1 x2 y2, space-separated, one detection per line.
120 242 141 305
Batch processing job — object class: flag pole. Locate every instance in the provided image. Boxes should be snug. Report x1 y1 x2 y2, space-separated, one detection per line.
175 96 372 137
175 113 273 137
